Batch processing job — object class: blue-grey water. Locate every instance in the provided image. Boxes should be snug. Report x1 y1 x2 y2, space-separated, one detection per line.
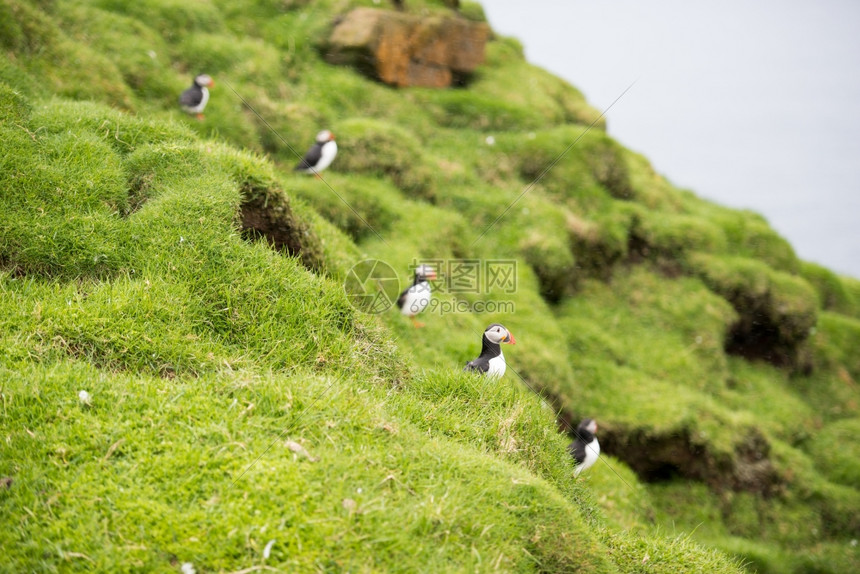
482 0 860 279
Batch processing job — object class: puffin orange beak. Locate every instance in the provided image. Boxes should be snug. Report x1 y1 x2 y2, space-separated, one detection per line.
427 270 437 280
209 80 215 87
503 331 516 345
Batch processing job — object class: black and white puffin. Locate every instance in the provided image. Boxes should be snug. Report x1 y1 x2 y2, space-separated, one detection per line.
294 130 338 176
179 74 214 119
463 323 516 378
568 418 600 477
396 264 437 327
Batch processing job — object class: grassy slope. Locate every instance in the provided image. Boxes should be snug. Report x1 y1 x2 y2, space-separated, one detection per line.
1 0 858 572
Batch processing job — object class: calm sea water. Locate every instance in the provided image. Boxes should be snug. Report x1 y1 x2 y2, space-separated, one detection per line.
482 0 860 279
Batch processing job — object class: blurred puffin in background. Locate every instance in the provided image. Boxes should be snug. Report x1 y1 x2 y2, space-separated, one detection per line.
569 418 600 477
397 264 437 327
295 130 338 176
179 74 214 120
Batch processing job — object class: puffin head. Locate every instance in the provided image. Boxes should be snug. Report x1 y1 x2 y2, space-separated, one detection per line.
316 129 335 144
484 323 515 345
194 74 214 88
578 418 598 435
413 264 437 282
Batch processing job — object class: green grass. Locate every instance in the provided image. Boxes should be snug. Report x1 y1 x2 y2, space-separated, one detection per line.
1 0 859 571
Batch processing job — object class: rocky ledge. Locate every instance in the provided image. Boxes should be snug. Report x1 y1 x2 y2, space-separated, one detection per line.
323 7 490 88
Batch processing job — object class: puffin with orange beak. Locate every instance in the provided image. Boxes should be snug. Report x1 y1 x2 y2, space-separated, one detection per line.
464 323 516 378
295 129 338 176
397 264 437 327
179 74 214 120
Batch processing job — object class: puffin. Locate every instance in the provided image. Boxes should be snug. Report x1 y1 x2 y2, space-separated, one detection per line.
568 418 600 477
463 323 516 378
396 264 437 327
294 130 338 176
179 74 214 119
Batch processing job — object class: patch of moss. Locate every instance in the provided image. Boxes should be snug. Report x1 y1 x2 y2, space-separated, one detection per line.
289 174 401 244
809 311 860 382
628 207 728 265
567 209 631 280
515 199 576 302
31 99 196 155
807 418 860 488
623 150 689 211
212 145 327 270
0 0 59 54
330 117 435 200
478 36 605 128
0 58 41 99
1 0 136 109
512 126 631 209
0 118 128 278
711 209 801 273
459 0 486 22
54 2 178 108
801 260 859 318
177 33 285 86
93 0 227 41
416 88 548 131
688 252 818 369
582 132 635 200
720 358 816 442
0 82 30 122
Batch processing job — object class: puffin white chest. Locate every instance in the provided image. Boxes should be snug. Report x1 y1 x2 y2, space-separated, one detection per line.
188 86 209 113
575 438 600 477
486 352 506 378
313 140 338 173
400 281 431 316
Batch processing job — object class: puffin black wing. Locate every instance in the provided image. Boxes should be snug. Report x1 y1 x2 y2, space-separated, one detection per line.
396 287 409 310
569 420 596 465
568 440 587 465
295 143 323 171
463 357 490 373
179 85 203 108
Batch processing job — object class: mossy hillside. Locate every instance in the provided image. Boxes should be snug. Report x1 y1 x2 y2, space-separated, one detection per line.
0 82 751 572
2 0 859 571
1 361 624 572
0 0 136 109
649 436 860 571
1 91 626 572
0 100 382 379
552 261 858 569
